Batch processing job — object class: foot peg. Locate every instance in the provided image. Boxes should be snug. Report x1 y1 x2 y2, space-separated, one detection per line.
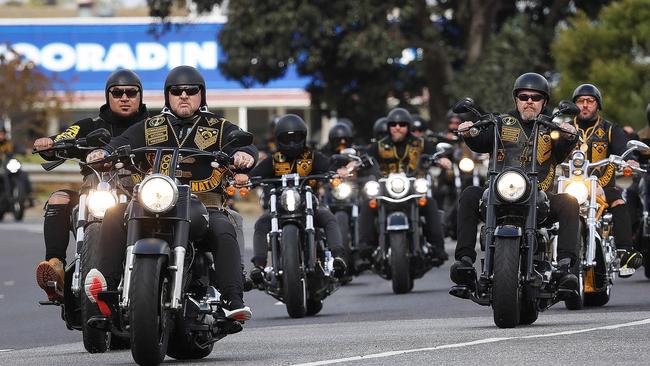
449 285 472 299
87 315 112 331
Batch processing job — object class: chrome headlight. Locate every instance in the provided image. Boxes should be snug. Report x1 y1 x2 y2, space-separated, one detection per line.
138 174 178 213
364 181 380 198
386 174 410 198
6 158 21 173
458 158 475 173
87 185 117 219
414 178 429 194
332 182 353 200
280 189 301 212
495 171 528 202
565 181 589 205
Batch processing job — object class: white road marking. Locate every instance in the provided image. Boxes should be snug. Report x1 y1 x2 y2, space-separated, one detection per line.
292 318 650 366
0 349 13 352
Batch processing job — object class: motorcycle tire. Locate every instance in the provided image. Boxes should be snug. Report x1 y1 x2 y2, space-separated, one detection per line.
584 243 610 307
334 211 353 283
492 237 521 328
281 224 306 318
518 287 539 325
11 182 25 221
129 255 171 366
306 297 323 316
166 317 213 360
389 231 411 294
645 264 650 280
109 335 130 350
80 223 110 354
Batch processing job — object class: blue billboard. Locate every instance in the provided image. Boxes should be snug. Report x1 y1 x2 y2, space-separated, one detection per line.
0 19 309 91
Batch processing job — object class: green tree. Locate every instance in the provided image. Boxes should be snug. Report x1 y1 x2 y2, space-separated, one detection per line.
0 47 70 149
552 0 650 128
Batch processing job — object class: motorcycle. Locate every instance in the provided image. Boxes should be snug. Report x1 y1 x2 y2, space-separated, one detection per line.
636 165 650 278
0 154 30 221
248 172 342 318
559 141 649 309
448 98 581 328
361 144 450 294
88 130 253 366
35 128 129 352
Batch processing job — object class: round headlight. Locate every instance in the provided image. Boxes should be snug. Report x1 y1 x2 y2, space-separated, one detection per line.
496 171 528 202
138 175 178 213
87 190 117 219
565 181 589 205
280 189 301 212
364 181 380 197
6 158 21 173
332 182 353 200
414 178 429 194
458 158 475 173
386 174 410 198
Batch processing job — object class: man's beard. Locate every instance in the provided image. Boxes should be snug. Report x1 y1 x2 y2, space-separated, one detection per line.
521 109 539 121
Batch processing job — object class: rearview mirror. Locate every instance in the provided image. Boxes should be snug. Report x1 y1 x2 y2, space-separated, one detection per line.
341 147 357 156
557 100 580 116
226 130 254 148
436 142 452 154
452 98 475 114
626 140 650 152
86 128 112 148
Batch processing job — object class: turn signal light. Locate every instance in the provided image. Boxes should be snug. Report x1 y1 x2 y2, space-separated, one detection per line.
239 187 249 197
369 199 377 209
331 178 341 187
226 185 236 196
418 197 427 207
623 167 633 177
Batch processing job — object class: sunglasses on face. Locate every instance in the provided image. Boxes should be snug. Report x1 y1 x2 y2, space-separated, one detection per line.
169 86 201 97
575 97 597 106
388 122 408 128
516 93 544 102
110 88 139 99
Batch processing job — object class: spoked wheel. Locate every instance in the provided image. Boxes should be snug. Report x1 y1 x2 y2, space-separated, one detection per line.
584 243 610 307
281 224 306 318
492 237 521 328
129 255 171 366
390 232 411 294
80 223 110 353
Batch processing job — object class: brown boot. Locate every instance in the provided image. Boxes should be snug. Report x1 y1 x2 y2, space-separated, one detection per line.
36 258 65 302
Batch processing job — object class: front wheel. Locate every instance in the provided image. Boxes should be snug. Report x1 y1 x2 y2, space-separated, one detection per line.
281 224 306 318
492 237 521 328
390 232 411 294
334 211 353 282
11 181 25 221
129 255 171 366
80 223 110 353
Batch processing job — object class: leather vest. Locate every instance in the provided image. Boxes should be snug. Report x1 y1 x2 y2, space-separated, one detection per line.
142 113 230 193
272 149 314 177
0 141 13 155
377 136 424 176
496 114 556 192
572 116 615 187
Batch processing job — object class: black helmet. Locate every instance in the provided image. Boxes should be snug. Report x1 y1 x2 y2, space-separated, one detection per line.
446 109 459 120
275 114 308 158
411 114 428 132
386 107 413 129
105 69 143 105
337 118 355 137
164 65 206 109
512 72 550 101
373 117 389 139
328 123 353 141
572 83 603 110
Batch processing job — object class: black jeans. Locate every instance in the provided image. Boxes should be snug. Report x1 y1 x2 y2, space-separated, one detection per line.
604 186 634 250
96 201 245 307
43 190 79 262
454 186 579 264
358 197 445 254
252 207 344 267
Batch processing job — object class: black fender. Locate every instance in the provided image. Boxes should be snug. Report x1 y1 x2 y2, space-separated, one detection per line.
494 225 522 238
386 211 409 231
132 238 170 256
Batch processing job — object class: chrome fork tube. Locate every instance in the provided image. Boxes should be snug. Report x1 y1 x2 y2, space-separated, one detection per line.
120 246 135 308
170 246 186 309
586 178 598 266
71 193 87 296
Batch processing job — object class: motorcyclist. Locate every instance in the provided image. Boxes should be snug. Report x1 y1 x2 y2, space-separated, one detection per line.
569 83 643 275
449 72 580 292
411 114 429 139
0 126 33 209
371 116 389 144
32 69 149 302
248 114 347 284
84 65 255 321
321 122 354 156
358 107 451 265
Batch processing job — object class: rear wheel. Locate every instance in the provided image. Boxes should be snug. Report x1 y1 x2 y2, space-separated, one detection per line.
281 224 306 318
492 237 521 328
129 255 171 366
80 223 110 353
390 232 411 294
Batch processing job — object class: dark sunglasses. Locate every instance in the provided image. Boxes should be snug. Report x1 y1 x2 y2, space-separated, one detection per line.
388 122 409 128
517 93 544 102
278 133 305 144
169 86 201 96
109 88 139 99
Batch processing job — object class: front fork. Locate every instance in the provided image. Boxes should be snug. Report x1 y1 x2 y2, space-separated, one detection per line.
71 193 88 296
304 187 317 272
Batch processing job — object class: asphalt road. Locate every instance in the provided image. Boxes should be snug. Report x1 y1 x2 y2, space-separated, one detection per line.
2 213 650 365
